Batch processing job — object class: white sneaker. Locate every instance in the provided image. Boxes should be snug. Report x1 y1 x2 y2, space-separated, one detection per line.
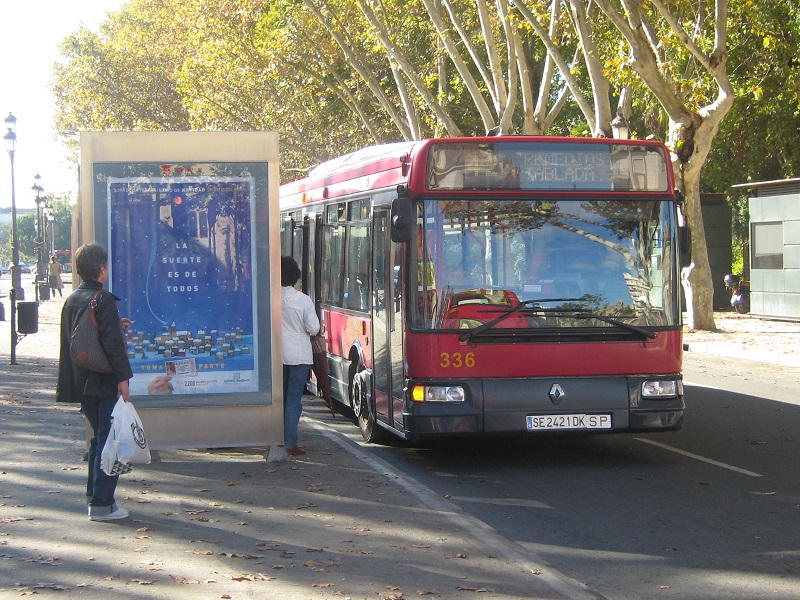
89 506 129 521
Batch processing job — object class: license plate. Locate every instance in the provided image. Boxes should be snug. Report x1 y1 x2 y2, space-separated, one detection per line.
526 414 612 430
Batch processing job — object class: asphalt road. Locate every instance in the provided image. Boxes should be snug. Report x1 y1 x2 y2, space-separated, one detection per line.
318 352 800 600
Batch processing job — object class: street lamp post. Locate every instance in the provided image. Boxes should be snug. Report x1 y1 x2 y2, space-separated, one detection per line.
4 112 21 364
32 174 46 302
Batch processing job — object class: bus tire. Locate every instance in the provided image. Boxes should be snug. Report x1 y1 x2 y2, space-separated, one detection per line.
348 359 364 417
352 368 388 444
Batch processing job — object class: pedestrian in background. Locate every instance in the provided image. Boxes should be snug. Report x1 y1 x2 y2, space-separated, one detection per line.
56 243 133 521
48 255 64 297
281 255 320 456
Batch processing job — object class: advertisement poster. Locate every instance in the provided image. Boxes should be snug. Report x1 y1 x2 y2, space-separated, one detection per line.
108 176 257 396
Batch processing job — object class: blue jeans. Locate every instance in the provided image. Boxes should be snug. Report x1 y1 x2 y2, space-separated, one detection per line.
81 396 120 514
283 364 311 448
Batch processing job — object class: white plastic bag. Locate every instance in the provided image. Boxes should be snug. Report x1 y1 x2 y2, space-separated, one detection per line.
100 399 151 476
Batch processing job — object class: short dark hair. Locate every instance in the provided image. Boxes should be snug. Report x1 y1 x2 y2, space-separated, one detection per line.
281 256 301 287
74 243 108 282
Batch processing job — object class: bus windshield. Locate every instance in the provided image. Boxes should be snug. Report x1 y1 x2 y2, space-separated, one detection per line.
411 198 678 332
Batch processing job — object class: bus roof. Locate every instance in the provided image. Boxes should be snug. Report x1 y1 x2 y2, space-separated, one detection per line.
308 141 418 178
280 136 674 208
280 141 418 208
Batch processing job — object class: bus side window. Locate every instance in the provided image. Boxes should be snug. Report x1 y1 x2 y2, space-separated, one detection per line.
344 223 370 311
322 224 345 307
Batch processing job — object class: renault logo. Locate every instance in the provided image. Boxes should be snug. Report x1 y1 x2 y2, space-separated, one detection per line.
549 383 565 405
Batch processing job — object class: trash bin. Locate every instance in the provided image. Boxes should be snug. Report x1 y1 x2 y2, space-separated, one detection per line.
17 301 39 334
38 282 50 301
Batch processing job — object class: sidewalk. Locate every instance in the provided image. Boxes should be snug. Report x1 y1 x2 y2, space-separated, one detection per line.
682 311 800 368
0 294 597 599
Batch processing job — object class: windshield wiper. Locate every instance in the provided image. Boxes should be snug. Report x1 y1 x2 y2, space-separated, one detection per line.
458 298 583 342
458 300 658 342
569 313 657 339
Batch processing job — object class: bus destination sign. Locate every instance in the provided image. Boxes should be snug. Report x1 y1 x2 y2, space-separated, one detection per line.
426 141 668 193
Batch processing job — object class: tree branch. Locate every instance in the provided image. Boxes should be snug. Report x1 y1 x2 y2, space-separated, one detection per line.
514 0 598 133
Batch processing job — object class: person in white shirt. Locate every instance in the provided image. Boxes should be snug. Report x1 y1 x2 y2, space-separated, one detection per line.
281 256 320 455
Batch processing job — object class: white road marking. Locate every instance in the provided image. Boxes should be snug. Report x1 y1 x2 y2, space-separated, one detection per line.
308 418 602 600
635 437 764 477
683 379 723 390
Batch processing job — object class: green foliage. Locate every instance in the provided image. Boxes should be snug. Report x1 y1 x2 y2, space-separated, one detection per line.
16 213 37 262
697 2 800 268
0 221 11 265
703 2 800 191
0 195 74 267
52 0 191 137
50 0 800 189
49 197 74 252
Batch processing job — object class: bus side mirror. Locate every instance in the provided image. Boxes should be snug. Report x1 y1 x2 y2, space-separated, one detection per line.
679 225 692 268
391 186 413 242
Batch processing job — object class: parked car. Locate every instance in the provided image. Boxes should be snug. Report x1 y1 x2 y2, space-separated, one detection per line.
19 264 32 274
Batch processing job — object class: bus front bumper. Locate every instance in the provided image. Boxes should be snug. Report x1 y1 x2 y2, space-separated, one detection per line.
402 376 685 440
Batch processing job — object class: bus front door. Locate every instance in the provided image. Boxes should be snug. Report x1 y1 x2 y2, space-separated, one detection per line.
372 211 405 433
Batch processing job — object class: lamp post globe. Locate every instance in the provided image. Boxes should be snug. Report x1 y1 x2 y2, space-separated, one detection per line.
611 115 630 140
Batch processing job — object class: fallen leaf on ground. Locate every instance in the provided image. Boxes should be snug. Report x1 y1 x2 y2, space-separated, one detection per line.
230 573 275 581
169 575 201 584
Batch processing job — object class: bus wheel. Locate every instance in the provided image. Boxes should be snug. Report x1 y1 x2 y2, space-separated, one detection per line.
349 363 364 419
352 369 387 443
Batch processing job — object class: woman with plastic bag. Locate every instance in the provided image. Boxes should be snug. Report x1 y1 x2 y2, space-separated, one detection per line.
56 243 133 521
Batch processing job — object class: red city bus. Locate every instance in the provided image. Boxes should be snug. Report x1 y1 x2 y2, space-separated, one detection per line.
280 137 690 443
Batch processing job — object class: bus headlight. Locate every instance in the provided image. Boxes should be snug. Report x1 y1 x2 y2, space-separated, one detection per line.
641 380 679 398
411 385 465 403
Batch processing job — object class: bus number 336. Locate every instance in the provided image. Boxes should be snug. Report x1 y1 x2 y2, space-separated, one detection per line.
440 352 476 368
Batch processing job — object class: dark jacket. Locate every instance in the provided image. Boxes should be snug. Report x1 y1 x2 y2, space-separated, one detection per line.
56 281 133 403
